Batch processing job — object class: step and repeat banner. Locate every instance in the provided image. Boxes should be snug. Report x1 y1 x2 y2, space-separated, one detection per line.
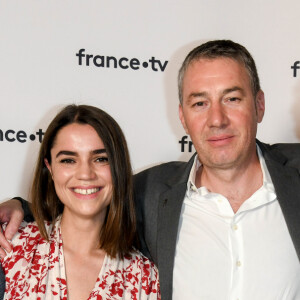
1 1 300 201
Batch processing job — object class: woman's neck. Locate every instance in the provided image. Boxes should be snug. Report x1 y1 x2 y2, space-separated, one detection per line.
60 210 105 255
59 210 107 300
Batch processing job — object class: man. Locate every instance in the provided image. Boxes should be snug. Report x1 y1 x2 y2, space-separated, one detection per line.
134 40 300 299
1 40 300 299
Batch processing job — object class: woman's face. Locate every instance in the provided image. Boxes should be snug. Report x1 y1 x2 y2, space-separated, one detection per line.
45 123 112 222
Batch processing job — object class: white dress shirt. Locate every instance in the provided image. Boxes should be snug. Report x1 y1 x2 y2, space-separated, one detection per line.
173 147 300 300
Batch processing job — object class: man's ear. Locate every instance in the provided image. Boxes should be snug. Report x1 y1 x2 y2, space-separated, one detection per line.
179 104 189 134
44 158 53 178
255 90 265 123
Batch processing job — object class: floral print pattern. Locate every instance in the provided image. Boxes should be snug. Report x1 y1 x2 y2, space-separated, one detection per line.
1 220 160 300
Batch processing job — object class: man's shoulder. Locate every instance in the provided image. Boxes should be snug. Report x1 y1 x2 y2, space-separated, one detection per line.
267 142 300 152
133 159 193 198
259 141 300 154
134 160 189 182
258 141 300 168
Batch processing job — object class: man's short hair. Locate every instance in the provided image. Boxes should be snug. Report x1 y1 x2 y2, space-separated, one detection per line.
178 40 261 104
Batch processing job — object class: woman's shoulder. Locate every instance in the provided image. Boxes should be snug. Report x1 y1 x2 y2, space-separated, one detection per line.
6 220 54 243
2 220 57 261
96 251 160 299
124 250 158 271
114 250 159 284
104 250 159 281
3 221 40 244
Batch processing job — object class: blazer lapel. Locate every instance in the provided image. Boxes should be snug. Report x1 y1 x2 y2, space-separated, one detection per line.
156 154 196 300
259 141 300 261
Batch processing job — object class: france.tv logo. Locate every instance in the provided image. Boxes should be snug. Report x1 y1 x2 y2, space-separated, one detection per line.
0 128 45 143
291 61 300 77
76 49 168 72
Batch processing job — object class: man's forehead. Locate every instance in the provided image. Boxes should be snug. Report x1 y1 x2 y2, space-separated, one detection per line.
181 57 254 100
187 56 244 71
183 57 250 85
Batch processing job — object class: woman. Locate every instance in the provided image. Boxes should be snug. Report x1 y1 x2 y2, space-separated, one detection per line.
1 105 160 299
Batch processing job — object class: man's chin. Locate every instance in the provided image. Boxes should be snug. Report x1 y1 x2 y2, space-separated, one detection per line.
202 153 240 170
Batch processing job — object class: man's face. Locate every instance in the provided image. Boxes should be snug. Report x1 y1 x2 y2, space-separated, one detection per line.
179 58 265 170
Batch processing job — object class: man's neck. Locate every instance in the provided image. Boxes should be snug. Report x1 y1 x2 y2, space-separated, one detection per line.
195 154 263 213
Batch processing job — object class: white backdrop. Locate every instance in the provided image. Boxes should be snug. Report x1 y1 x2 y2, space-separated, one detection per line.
1 1 300 201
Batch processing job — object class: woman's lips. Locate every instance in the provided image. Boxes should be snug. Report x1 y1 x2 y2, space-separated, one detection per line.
73 187 100 195
70 186 102 199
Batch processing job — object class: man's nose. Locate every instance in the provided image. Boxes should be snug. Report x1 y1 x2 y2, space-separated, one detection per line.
207 102 229 128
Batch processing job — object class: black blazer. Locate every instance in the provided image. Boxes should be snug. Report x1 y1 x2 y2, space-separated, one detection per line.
134 141 300 300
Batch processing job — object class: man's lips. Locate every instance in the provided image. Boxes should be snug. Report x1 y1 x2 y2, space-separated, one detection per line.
207 135 235 145
207 135 234 141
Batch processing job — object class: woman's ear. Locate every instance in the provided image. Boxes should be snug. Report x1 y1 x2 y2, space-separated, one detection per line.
44 158 53 178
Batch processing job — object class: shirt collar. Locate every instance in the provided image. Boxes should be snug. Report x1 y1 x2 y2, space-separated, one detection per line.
186 155 201 196
256 145 275 194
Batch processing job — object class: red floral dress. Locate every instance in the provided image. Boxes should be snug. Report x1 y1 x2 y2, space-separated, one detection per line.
1 219 160 300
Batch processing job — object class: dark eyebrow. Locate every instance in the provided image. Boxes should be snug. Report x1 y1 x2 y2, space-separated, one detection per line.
186 87 245 104
56 148 106 158
190 92 208 98
186 92 208 104
93 149 106 155
56 151 77 158
222 86 245 96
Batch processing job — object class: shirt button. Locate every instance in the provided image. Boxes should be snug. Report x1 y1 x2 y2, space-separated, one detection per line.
236 260 242 267
233 224 238 230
